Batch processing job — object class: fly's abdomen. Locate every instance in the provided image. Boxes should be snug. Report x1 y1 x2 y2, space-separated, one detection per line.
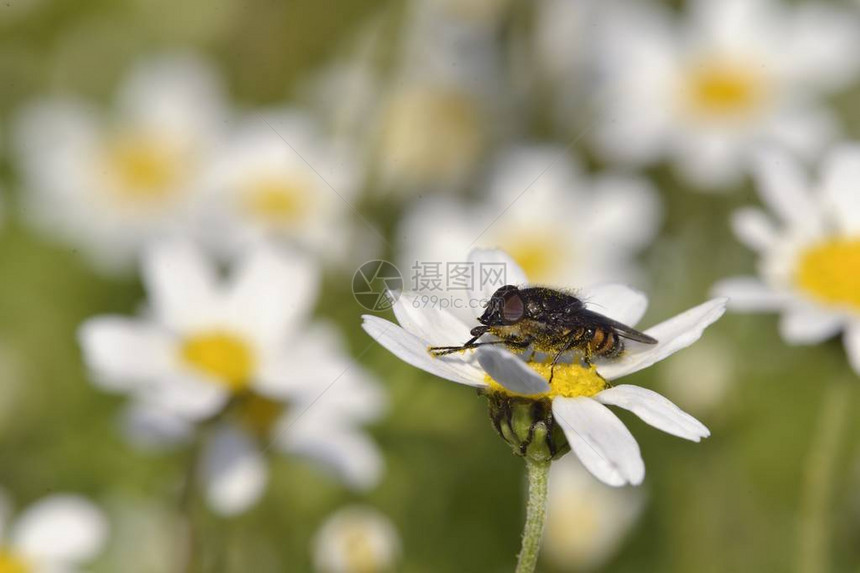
590 328 624 358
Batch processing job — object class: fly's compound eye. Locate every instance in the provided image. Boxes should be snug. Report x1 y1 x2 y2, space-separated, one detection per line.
501 293 524 324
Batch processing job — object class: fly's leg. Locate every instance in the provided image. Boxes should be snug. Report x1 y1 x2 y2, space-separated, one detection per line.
548 331 585 384
429 336 532 357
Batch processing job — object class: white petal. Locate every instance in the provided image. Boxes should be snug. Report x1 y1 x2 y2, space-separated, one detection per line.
783 3 860 91
760 106 836 164
552 397 644 487
278 419 383 490
78 317 174 391
580 283 648 326
391 293 474 347
821 144 860 234
361 316 486 387
843 322 860 376
752 148 817 229
226 245 319 346
779 305 844 345
118 54 226 143
584 175 662 252
142 240 219 333
731 208 779 252
675 132 742 190
476 347 550 396
142 374 230 421
257 323 385 424
467 248 529 316
597 299 728 380
200 425 268 516
121 402 194 450
595 385 709 441
711 277 791 312
11 495 108 565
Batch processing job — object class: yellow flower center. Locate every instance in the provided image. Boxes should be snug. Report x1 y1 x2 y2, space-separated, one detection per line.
104 133 184 201
180 331 255 391
683 60 767 119
795 238 860 311
0 551 29 573
504 234 565 283
487 362 607 399
341 527 381 573
242 176 311 226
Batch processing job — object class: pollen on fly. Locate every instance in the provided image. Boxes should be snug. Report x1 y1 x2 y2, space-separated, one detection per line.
429 285 657 382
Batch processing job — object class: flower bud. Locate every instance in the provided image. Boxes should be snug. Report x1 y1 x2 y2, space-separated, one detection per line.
482 390 570 463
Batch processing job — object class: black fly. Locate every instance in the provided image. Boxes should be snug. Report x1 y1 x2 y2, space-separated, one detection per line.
429 285 657 381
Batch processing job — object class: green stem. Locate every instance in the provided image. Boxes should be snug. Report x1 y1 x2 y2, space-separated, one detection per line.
516 458 551 573
798 380 851 573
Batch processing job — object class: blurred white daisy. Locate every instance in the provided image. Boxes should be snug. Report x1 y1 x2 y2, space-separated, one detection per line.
197 110 372 263
370 0 511 196
0 491 108 572
659 336 735 417
528 0 601 128
12 54 227 272
713 145 860 375
363 249 724 486
79 240 385 515
543 457 645 571
593 0 860 189
398 145 660 293
312 505 401 573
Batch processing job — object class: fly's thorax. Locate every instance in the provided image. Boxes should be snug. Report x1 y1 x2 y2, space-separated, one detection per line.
489 320 570 351
481 389 571 463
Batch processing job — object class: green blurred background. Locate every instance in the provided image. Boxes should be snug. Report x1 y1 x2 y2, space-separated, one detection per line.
1 0 860 571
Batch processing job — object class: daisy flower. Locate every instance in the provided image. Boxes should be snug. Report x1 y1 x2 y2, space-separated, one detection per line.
197 110 372 263
0 491 108 572
370 0 511 196
312 505 401 573
713 144 860 375
543 458 645 571
397 145 660 294
11 54 227 272
363 249 722 572
592 0 860 189
79 240 385 516
363 248 723 486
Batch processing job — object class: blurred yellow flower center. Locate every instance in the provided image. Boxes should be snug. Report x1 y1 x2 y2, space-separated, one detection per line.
106 134 183 200
545 494 599 562
0 551 29 573
181 331 255 390
242 176 311 226
341 527 381 573
795 238 860 310
684 60 766 119
505 235 564 283
487 363 606 398
380 87 482 183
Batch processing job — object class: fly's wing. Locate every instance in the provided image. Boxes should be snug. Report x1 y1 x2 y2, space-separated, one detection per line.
566 309 658 344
